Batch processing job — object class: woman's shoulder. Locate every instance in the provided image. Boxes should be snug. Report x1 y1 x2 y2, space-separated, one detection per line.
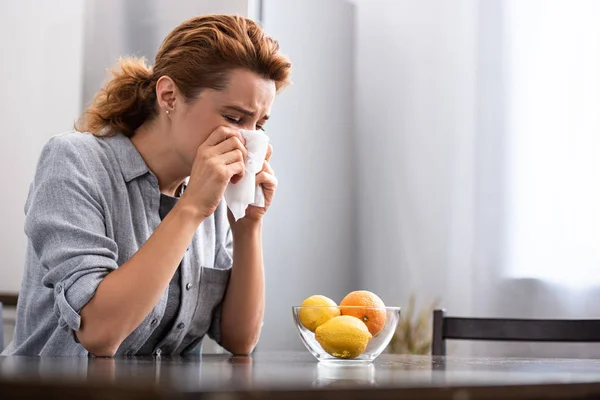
38 131 127 175
27 131 137 200
42 131 108 158
26 132 114 212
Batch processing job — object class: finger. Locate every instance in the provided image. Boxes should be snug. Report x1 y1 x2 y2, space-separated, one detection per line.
255 171 277 188
213 136 247 159
227 161 245 183
204 126 245 147
265 144 273 162
217 148 245 165
260 160 274 175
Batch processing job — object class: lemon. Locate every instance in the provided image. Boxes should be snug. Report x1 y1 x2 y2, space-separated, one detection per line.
298 295 340 332
315 315 372 359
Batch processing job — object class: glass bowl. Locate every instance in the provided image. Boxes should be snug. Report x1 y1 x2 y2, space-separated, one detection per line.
292 305 401 365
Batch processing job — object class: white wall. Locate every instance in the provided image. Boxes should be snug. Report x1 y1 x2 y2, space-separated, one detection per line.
351 0 479 320
0 0 86 292
259 0 357 350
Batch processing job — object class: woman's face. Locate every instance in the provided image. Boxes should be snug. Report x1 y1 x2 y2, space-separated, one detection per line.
164 69 276 170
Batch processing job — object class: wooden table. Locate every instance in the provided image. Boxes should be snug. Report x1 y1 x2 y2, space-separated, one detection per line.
2 352 600 399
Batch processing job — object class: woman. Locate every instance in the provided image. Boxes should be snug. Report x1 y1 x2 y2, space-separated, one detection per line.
3 15 291 357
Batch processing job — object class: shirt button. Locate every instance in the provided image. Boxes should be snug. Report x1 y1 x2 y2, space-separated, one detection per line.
186 283 192 291
155 348 162 356
177 322 185 330
56 284 63 293
151 319 158 326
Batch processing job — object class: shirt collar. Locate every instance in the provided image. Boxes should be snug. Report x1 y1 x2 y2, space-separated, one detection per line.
103 133 150 182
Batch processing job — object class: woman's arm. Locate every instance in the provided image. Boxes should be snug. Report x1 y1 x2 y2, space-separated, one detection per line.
218 220 264 355
76 202 203 356
217 148 276 355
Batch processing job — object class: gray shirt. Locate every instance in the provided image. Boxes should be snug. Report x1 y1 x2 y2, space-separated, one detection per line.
138 193 182 355
2 132 233 357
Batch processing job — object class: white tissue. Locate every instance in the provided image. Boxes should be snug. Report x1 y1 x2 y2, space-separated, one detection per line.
224 129 270 221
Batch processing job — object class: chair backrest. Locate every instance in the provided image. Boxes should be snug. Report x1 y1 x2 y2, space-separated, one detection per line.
432 309 600 356
0 302 4 351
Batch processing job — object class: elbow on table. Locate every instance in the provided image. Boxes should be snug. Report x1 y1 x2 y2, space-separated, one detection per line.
221 335 259 356
75 328 121 358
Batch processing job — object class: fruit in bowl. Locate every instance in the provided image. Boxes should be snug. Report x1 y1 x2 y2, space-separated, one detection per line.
298 295 340 332
293 290 401 364
340 290 386 336
315 315 372 359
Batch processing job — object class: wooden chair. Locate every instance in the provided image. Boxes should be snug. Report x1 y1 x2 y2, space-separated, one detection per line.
432 309 600 356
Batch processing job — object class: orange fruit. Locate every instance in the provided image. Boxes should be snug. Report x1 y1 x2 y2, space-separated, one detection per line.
339 290 386 336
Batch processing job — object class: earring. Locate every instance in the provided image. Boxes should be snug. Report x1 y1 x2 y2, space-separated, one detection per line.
166 110 170 115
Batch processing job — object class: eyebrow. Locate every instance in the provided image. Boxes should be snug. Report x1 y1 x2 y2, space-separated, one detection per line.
223 105 270 120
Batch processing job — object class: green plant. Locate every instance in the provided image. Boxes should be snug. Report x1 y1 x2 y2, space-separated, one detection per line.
388 294 439 355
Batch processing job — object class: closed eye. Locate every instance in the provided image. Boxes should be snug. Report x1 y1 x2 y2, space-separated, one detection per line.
224 115 241 124
224 115 266 132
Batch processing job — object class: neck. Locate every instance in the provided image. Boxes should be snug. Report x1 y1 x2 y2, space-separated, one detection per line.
130 121 188 196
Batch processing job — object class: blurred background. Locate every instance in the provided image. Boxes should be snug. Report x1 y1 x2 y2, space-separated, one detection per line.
1 0 600 358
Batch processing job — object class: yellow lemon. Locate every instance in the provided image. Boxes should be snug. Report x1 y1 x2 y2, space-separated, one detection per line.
298 295 340 332
315 315 372 359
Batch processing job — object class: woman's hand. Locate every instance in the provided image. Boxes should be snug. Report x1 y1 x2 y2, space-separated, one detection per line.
228 144 277 225
180 126 247 220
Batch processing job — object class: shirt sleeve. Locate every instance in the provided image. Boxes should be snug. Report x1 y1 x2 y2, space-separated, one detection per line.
26 136 119 332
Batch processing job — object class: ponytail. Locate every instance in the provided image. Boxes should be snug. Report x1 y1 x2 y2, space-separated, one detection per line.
75 57 157 137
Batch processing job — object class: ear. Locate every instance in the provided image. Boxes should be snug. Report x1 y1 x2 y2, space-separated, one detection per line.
156 76 179 113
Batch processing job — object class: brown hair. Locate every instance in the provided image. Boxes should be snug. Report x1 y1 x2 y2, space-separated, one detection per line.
76 15 291 137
